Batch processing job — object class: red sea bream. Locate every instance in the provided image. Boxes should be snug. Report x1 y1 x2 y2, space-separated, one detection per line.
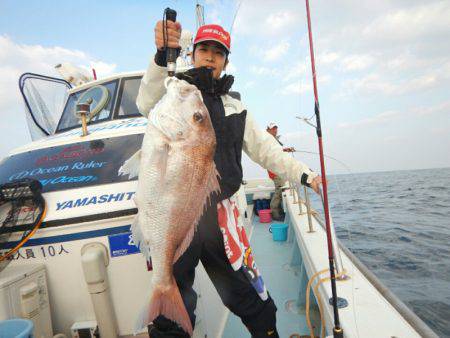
119 77 219 335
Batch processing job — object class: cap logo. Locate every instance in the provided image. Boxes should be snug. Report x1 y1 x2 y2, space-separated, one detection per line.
200 28 229 40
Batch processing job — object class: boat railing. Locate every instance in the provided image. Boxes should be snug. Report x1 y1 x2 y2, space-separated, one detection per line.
291 182 347 278
286 182 438 338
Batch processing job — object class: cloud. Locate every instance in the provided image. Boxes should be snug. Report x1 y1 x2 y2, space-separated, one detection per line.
244 81 255 89
234 2 303 37
262 40 290 62
431 127 447 135
0 34 117 116
205 8 222 25
382 136 405 143
280 72 329 95
282 130 314 143
265 11 297 30
279 81 312 95
283 60 308 82
318 52 339 64
305 1 450 101
250 66 279 76
225 61 237 74
362 2 450 44
338 99 450 130
85 61 117 78
338 109 400 129
339 71 443 98
0 35 116 157
341 54 375 71
412 100 450 116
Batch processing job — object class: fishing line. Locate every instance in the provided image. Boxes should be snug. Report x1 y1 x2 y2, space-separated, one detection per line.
291 143 360 336
293 150 351 173
330 171 361 337
229 0 244 36
162 9 168 51
307 154 361 337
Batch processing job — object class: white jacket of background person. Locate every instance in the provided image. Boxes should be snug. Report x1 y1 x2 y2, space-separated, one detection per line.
136 57 318 188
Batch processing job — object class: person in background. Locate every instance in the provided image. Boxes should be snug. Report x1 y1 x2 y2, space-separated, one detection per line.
266 122 295 221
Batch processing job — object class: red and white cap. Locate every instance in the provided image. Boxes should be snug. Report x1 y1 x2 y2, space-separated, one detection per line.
194 24 231 52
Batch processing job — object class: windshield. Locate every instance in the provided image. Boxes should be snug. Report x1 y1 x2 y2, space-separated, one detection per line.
19 73 72 140
116 77 142 118
56 80 118 132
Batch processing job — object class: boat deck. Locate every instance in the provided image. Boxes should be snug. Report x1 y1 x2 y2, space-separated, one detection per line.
223 213 312 338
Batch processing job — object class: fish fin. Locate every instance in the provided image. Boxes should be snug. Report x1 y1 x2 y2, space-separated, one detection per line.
173 223 195 263
118 149 142 178
155 143 170 179
205 165 221 205
134 281 193 336
210 165 221 194
131 214 151 262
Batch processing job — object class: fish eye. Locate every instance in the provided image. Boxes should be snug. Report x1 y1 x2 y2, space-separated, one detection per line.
193 112 203 122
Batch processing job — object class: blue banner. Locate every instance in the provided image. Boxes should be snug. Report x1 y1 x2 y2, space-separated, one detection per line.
0 134 143 192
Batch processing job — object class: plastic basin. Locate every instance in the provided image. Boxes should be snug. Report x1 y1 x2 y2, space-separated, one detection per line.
0 319 34 338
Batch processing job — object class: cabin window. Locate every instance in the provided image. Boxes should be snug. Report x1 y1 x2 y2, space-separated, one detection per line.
116 77 142 118
56 80 118 132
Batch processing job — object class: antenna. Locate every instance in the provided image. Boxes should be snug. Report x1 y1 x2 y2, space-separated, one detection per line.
196 3 205 28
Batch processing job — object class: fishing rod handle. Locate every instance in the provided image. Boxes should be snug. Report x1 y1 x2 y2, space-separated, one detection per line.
165 8 177 76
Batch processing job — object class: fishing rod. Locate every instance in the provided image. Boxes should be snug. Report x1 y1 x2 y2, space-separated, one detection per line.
305 1 343 337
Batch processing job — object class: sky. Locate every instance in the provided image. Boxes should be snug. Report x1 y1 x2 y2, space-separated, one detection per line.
0 0 449 177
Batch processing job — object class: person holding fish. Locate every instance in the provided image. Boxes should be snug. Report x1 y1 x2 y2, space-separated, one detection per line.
124 18 321 338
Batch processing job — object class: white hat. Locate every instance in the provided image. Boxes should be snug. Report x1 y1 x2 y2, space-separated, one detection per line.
267 122 278 129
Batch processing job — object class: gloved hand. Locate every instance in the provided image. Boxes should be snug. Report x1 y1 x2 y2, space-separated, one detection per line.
309 175 321 194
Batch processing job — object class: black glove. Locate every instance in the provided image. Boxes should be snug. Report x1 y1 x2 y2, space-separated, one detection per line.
154 48 181 67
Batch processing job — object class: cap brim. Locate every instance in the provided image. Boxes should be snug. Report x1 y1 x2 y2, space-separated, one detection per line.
194 37 230 52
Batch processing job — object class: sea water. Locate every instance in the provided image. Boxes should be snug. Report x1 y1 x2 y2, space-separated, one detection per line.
308 167 450 337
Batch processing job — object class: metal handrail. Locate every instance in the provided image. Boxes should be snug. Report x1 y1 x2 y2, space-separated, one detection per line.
303 186 314 233
295 184 303 215
294 183 347 278
285 181 437 337
292 184 298 204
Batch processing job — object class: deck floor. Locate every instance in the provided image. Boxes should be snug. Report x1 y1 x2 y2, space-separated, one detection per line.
223 214 310 338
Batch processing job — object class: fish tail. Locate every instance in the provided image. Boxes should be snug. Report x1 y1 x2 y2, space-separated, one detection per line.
134 281 193 336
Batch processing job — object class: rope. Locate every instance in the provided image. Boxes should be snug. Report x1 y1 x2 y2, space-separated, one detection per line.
306 269 328 337
306 268 347 338
313 275 330 338
0 201 47 262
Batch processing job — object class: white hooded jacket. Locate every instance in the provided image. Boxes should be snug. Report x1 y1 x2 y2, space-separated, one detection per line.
136 57 318 189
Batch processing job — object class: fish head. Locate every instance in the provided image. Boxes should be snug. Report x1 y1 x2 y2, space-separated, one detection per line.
152 77 215 145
